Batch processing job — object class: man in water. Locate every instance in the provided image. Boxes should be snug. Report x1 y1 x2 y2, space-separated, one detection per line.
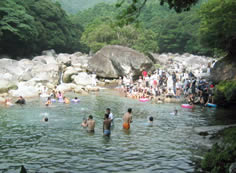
15 96 26 105
103 114 112 137
87 115 95 133
123 108 133 130
106 108 114 126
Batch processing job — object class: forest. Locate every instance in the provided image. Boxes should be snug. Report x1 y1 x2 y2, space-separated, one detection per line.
0 0 235 58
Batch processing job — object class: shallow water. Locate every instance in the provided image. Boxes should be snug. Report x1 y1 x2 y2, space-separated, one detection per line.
0 90 235 173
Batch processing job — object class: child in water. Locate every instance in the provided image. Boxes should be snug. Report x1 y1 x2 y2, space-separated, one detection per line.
81 117 87 127
45 97 52 106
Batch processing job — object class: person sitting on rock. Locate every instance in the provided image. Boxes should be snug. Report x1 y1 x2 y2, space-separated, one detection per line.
15 96 26 105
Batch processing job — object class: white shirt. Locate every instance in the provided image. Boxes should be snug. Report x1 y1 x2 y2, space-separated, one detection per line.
109 112 114 120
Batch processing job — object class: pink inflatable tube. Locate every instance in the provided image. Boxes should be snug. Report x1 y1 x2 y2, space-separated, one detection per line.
181 104 194 109
139 98 149 102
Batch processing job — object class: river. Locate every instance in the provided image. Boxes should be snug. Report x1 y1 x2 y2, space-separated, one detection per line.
0 90 235 173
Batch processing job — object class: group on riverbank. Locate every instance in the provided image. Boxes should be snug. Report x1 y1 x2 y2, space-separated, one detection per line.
119 62 216 107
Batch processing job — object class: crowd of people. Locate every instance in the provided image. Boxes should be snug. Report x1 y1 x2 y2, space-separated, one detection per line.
119 67 216 107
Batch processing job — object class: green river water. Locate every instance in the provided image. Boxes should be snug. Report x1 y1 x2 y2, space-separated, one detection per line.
0 90 235 173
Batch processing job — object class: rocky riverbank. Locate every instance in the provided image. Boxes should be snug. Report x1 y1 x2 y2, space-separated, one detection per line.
0 45 216 103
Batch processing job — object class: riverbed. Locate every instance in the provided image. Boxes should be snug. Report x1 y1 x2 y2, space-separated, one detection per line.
0 90 235 173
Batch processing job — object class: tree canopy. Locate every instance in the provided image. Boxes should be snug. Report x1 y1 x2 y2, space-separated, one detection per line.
199 0 236 56
0 0 88 57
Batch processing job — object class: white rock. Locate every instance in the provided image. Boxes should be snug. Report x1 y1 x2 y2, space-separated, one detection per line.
56 83 76 92
9 82 39 98
72 72 94 86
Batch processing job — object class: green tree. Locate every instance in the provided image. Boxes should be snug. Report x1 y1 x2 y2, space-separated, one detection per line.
199 0 236 57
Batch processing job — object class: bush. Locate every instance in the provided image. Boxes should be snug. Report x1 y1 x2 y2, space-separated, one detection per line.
201 127 236 173
215 80 236 105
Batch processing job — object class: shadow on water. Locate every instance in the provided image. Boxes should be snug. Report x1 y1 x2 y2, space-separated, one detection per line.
0 90 235 172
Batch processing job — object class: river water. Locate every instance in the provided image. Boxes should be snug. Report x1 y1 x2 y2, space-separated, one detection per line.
0 90 235 173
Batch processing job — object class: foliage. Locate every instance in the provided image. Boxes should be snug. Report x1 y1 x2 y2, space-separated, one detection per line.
116 0 199 25
0 0 87 57
215 80 236 105
199 0 236 56
81 20 158 53
73 0 213 56
201 127 236 173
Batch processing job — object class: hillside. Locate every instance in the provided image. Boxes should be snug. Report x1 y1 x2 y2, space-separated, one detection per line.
55 0 116 14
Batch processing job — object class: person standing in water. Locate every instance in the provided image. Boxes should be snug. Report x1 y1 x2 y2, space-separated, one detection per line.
106 108 114 126
87 115 95 133
103 114 112 137
45 97 52 106
123 108 133 130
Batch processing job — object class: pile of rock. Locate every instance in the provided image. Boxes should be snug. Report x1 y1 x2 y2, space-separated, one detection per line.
0 45 215 102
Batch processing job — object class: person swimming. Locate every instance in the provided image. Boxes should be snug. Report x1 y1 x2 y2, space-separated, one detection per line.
147 116 154 126
63 97 70 104
5 98 13 106
103 113 112 137
45 97 52 106
123 108 133 130
15 96 26 105
42 117 48 122
72 97 80 103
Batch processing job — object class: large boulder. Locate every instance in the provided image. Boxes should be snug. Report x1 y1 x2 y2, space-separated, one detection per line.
32 55 57 65
63 66 82 83
72 72 94 86
70 52 92 69
9 82 39 98
211 56 236 83
88 45 154 78
57 53 71 66
0 79 18 94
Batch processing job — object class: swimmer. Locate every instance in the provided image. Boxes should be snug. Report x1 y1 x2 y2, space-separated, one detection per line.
81 117 88 127
174 108 178 115
148 116 154 126
15 96 26 105
87 115 95 133
45 97 52 106
63 97 70 104
123 108 133 130
72 97 80 103
103 114 112 137
42 117 48 122
5 98 13 106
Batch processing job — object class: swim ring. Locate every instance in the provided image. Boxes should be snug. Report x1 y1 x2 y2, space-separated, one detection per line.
58 98 64 103
71 99 80 103
207 103 217 108
181 104 194 109
139 98 149 102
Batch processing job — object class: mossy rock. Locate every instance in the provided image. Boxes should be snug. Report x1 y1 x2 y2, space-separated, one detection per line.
0 85 18 94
